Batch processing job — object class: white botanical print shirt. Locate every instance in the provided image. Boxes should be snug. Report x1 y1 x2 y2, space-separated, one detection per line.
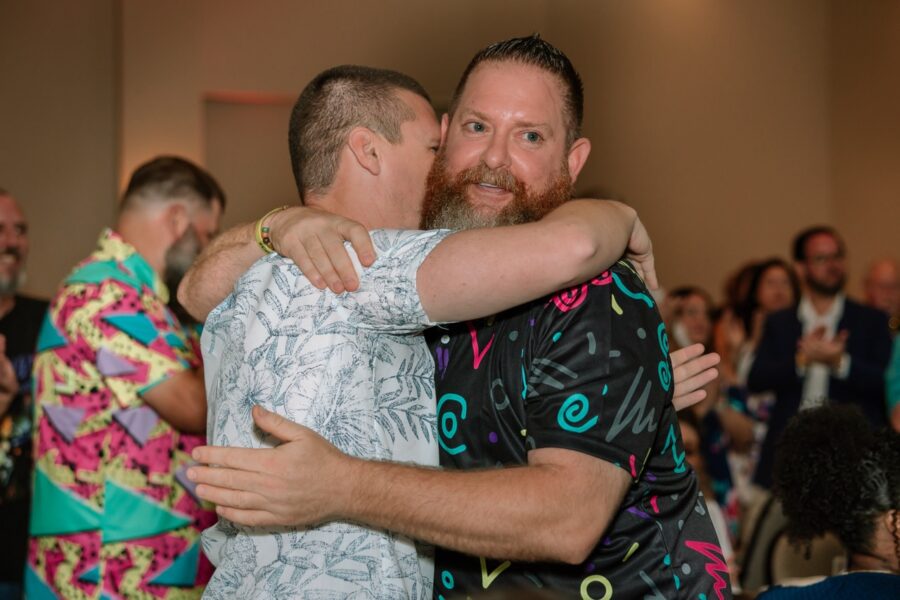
200 229 451 599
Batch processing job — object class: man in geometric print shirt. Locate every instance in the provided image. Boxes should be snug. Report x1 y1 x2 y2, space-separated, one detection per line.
28 157 223 599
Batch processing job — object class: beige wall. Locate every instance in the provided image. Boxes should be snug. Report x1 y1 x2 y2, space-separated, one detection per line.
830 1 900 296
548 0 832 297
5 1 898 301
1 0 117 298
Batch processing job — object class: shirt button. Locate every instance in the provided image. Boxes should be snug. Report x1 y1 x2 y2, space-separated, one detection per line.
440 335 450 344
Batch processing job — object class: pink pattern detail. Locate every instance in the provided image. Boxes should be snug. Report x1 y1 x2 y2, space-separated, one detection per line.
650 495 659 513
591 270 613 286
685 539 730 600
467 321 495 369
551 284 589 313
629 454 637 478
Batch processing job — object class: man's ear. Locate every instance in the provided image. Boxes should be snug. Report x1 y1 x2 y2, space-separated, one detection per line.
567 137 591 183
347 127 381 176
164 202 190 240
440 113 450 147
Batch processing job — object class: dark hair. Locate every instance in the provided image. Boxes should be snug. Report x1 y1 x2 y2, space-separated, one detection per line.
792 225 844 262
773 405 900 559
122 156 225 210
449 34 584 148
734 258 800 335
0 187 9 196
288 65 431 200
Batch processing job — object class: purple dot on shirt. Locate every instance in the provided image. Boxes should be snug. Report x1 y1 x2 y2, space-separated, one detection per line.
488 432 498 444
585 562 596 573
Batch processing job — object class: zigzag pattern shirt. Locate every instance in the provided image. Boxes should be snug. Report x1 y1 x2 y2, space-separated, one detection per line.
201 228 450 599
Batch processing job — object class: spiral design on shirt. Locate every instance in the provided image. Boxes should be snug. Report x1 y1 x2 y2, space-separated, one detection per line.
557 393 598 433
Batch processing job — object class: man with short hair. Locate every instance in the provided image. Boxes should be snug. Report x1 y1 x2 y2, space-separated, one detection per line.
749 225 892 488
863 257 900 334
27 157 224 599
0 189 48 598
188 64 658 598
186 36 726 598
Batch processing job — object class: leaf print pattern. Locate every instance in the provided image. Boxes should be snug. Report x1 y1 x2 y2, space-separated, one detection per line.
202 229 450 598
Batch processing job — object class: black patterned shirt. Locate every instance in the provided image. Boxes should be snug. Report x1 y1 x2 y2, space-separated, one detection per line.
427 261 732 599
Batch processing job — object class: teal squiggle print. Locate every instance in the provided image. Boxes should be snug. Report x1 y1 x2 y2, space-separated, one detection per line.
611 272 654 307
557 393 598 433
438 393 468 455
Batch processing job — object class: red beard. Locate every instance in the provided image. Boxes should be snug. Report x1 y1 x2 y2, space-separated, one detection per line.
420 151 573 230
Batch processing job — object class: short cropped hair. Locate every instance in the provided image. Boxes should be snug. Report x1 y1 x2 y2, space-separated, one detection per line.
792 225 844 262
288 65 431 200
122 156 225 211
449 34 584 148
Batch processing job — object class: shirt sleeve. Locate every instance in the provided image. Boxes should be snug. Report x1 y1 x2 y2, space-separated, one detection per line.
887 335 900 413
523 264 673 475
335 228 453 333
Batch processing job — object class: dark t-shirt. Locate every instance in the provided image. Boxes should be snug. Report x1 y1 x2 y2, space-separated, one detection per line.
427 262 731 599
0 294 49 582
758 572 900 600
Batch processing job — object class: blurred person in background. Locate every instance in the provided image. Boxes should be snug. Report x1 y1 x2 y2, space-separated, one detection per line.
759 405 900 599
716 258 800 507
0 189 48 599
748 226 892 489
26 157 223 599
863 257 900 335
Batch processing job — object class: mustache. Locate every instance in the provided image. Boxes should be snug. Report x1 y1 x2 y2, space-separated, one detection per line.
457 162 521 193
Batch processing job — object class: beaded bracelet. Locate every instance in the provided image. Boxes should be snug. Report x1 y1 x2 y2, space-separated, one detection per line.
255 205 290 254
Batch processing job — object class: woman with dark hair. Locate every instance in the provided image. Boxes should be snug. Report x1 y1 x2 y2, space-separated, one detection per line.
759 405 900 598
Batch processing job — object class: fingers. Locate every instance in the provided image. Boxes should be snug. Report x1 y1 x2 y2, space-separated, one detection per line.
187 465 269 500
641 254 658 291
341 221 376 267
672 389 707 412
674 364 719 396
317 232 360 293
192 444 278 472
251 405 312 442
669 343 706 369
194 481 268 510
286 236 327 290
216 506 284 527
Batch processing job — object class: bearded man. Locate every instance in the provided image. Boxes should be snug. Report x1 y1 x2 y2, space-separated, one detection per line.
749 225 892 489
184 36 728 598
27 156 223 598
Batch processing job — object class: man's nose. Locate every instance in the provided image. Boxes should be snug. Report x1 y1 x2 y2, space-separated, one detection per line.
481 134 511 170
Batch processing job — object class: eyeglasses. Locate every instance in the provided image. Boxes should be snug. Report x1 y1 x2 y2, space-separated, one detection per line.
806 252 845 265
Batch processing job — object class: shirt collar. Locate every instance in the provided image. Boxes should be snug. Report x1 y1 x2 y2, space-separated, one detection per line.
798 292 845 326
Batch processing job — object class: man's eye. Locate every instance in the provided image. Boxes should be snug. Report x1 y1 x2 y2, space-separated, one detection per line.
466 122 485 133
523 131 542 143
429 146 439 154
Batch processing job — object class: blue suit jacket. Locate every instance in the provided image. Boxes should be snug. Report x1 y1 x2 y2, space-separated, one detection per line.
747 298 891 488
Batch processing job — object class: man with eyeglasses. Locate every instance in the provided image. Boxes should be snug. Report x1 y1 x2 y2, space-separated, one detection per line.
748 225 892 488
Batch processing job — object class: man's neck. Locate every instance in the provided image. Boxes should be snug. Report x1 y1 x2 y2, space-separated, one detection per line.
0 293 14 320
806 290 839 316
115 217 165 275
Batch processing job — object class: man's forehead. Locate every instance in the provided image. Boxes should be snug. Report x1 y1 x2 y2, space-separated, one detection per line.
458 62 566 116
0 195 25 220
